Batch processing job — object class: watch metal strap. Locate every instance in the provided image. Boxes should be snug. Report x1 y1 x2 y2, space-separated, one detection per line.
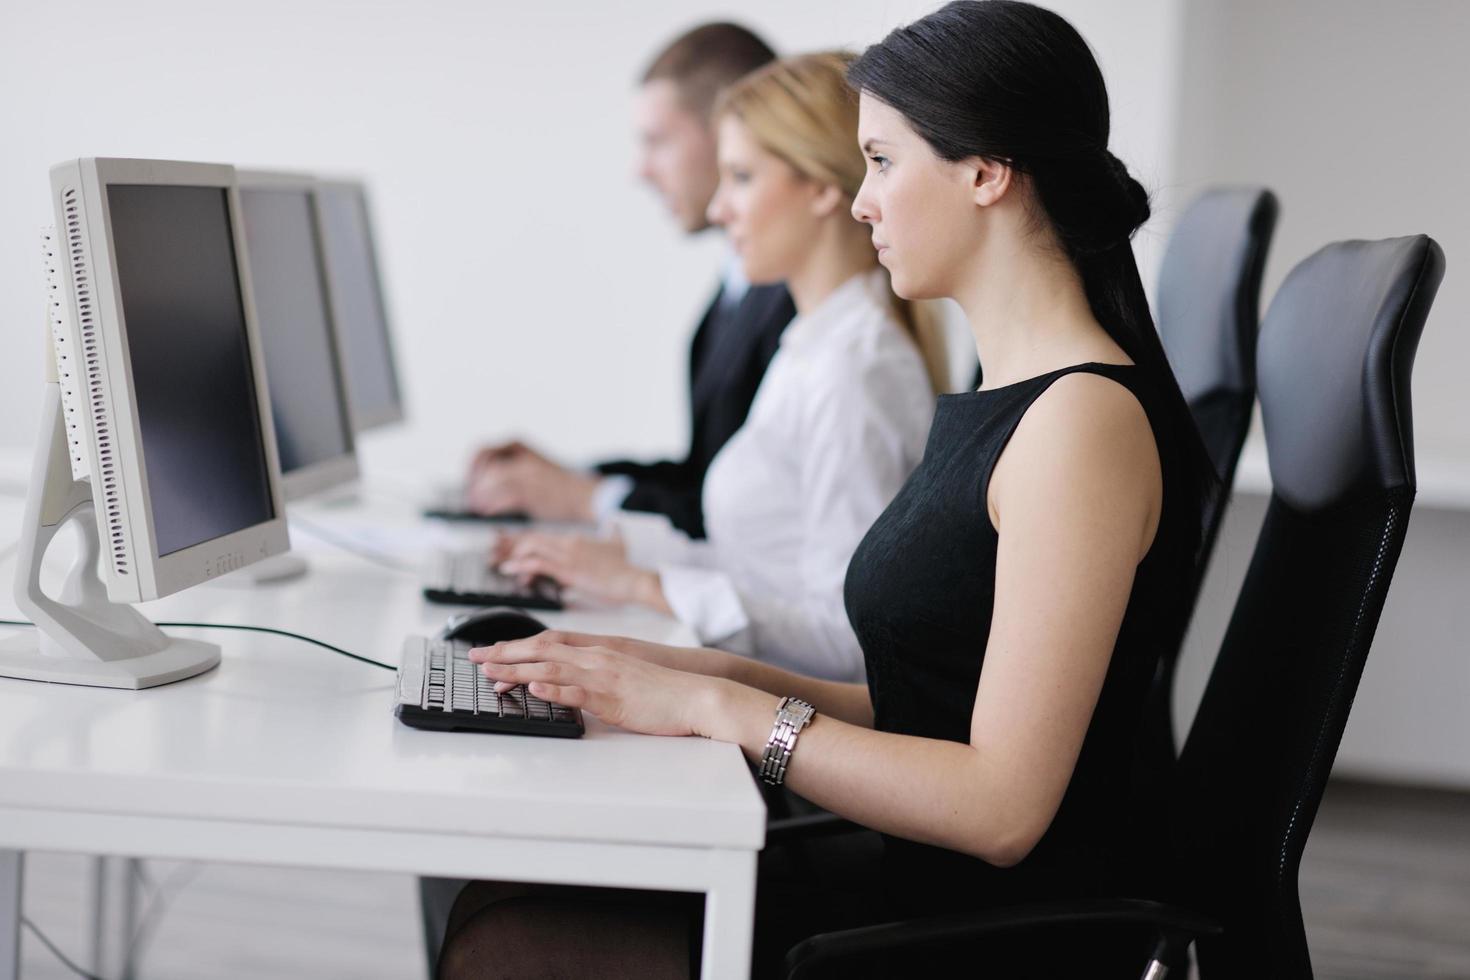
759 696 816 786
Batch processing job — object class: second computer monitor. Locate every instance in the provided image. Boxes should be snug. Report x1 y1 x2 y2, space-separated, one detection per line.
314 180 404 431
238 172 360 499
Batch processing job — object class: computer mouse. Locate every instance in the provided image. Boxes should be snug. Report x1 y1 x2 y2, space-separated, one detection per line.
438 606 548 646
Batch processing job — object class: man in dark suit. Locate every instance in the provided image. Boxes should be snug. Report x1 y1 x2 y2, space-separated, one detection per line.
464 23 794 538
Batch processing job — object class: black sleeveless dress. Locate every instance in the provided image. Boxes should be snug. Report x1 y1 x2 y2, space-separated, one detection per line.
842 362 1200 914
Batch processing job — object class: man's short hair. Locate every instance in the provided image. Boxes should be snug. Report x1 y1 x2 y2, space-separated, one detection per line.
641 22 778 119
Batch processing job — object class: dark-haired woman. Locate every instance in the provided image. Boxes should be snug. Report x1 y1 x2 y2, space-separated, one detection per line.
437 2 1216 977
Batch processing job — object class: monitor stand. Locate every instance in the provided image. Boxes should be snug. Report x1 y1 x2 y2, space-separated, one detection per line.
0 385 220 689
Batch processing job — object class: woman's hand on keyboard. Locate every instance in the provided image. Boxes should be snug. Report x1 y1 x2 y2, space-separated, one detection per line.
468 633 747 738
496 532 672 613
514 630 739 679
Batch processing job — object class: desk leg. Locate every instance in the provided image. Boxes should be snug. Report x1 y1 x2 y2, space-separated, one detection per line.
0 850 21 980
89 855 140 980
700 849 757 980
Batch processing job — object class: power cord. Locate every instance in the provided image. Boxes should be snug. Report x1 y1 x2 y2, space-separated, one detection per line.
155 622 395 671
21 916 105 980
0 619 395 671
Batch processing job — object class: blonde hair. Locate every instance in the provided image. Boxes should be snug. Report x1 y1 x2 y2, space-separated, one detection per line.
715 52 951 393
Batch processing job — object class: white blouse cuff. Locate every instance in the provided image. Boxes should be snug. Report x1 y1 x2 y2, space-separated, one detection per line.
610 511 686 567
590 474 635 522
657 565 750 644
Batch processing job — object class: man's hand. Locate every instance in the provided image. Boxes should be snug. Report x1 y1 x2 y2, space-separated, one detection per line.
463 441 598 522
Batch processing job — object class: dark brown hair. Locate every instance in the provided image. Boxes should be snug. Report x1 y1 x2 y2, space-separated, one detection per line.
641 22 777 119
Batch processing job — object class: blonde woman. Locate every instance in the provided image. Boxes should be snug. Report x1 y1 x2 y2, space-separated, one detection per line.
495 52 947 683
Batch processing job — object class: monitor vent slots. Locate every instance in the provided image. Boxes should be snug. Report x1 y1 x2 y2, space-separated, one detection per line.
62 187 129 576
42 226 88 481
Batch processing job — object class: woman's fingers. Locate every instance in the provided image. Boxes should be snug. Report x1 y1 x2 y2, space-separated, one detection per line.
489 533 523 563
525 681 589 709
472 642 621 716
479 657 582 688
539 630 619 649
499 557 569 589
469 636 600 666
506 533 571 562
500 539 576 583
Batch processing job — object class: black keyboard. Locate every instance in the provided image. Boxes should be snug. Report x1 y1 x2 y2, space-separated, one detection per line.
422 506 530 524
422 550 564 611
394 636 584 737
422 486 529 524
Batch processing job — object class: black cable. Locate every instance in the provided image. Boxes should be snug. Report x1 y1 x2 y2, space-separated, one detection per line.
155 622 395 671
21 916 105 980
286 513 415 575
0 619 395 672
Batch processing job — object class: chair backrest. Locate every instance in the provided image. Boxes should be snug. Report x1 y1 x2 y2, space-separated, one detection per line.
1172 235 1445 978
1135 187 1278 790
1158 186 1279 485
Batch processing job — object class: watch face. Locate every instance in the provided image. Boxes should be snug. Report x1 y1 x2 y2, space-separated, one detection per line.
759 697 815 785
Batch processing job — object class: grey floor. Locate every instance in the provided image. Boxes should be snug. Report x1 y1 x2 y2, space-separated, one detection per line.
15 779 1470 979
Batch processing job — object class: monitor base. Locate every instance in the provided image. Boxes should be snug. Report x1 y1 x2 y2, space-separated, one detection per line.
0 633 219 690
1 386 220 690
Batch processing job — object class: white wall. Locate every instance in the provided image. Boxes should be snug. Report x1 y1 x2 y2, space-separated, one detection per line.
1172 0 1470 471
1168 0 1470 788
0 0 1181 480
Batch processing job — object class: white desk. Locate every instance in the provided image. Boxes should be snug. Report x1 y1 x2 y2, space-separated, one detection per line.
0 490 766 979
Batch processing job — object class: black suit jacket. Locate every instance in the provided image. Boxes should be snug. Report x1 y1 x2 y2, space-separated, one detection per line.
597 282 795 538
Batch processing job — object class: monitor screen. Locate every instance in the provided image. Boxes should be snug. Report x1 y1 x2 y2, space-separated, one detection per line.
315 184 401 429
106 183 276 557
239 186 354 476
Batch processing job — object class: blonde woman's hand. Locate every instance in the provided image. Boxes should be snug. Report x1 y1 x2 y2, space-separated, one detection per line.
496 532 669 611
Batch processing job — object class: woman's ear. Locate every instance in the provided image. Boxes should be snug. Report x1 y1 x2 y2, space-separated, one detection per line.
971 157 1013 208
809 182 845 219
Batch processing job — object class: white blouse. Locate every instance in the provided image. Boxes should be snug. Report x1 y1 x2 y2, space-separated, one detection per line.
615 268 934 681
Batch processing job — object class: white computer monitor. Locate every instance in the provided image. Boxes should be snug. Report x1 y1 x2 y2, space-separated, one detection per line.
314 180 405 431
237 170 360 500
0 157 290 688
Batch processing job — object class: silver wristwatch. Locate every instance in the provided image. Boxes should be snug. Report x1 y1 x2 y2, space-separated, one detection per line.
758 696 816 786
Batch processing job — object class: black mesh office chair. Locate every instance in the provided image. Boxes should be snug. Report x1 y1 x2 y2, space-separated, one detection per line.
1168 234 1444 977
783 235 1445 980
1141 187 1278 780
